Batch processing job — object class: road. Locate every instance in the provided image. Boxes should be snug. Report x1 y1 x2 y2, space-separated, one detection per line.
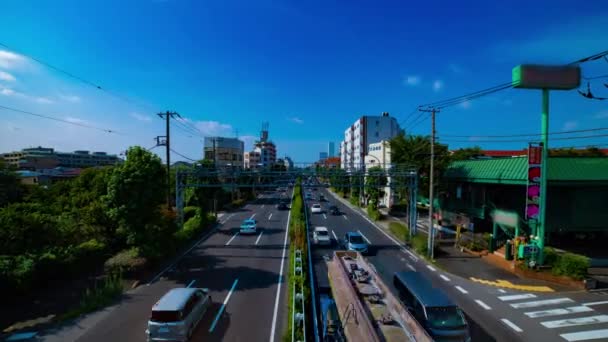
307 187 608 342
39 191 292 342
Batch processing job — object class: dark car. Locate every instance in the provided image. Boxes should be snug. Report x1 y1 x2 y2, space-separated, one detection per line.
277 202 289 210
329 205 340 215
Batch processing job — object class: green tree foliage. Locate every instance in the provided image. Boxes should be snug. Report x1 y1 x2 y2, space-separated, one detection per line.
549 147 606 157
328 168 349 195
0 161 24 207
451 146 483 160
365 166 387 209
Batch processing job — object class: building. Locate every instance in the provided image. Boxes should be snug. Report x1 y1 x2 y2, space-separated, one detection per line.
340 112 402 171
328 142 335 157
319 152 328 161
2 146 121 170
322 157 340 169
203 137 244 168
364 140 394 208
244 123 277 169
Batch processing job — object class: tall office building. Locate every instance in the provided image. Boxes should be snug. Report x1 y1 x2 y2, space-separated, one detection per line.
203 137 244 168
319 152 328 161
340 112 403 171
244 122 277 169
328 142 335 157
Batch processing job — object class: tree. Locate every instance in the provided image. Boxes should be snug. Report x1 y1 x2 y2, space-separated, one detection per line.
191 159 223 212
451 146 483 160
549 147 606 157
0 161 24 207
365 166 387 208
106 146 169 255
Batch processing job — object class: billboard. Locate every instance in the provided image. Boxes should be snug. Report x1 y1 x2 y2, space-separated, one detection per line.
526 144 543 223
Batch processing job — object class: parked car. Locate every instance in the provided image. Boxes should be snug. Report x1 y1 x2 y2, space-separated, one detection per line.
240 219 257 234
313 226 332 245
329 205 340 215
146 287 212 342
311 204 323 214
342 232 368 254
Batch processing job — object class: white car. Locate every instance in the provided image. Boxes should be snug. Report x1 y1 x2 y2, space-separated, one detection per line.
313 227 331 245
311 204 323 214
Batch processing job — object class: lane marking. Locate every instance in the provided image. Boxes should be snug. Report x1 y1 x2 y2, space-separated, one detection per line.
499 293 537 302
225 232 239 246
475 299 492 310
455 286 468 294
343 215 348 220
323 213 327 220
255 231 264 245
407 264 416 271
269 189 293 342
427 265 436 272
500 318 523 333
268 213 273 220
332 230 338 241
525 306 594 318
541 315 608 329
498 289 507 293
561 329 608 342
583 301 608 307
357 230 372 245
402 249 419 262
187 280 196 288
510 298 574 309
439 274 451 282
262 204 265 208
209 278 239 333
250 213 256 219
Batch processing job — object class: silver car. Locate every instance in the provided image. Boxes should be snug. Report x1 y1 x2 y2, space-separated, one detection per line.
146 287 211 341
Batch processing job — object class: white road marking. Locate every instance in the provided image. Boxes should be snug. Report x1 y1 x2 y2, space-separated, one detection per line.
402 248 419 262
255 231 264 245
583 301 608 307
511 298 574 309
455 286 468 294
209 278 239 332
561 329 608 342
427 265 436 272
268 213 273 220
357 230 372 245
343 215 348 220
407 264 416 271
525 306 594 318
498 289 507 293
541 315 608 329
187 279 196 288
439 274 451 282
499 293 537 302
250 213 256 219
269 189 293 342
323 213 327 219
225 232 239 245
475 300 492 310
262 204 265 208
500 319 523 333
332 230 338 241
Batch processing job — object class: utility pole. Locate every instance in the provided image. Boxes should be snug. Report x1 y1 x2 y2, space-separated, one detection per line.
420 107 439 259
157 111 181 209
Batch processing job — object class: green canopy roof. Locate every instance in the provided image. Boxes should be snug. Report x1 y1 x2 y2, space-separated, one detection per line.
444 157 608 185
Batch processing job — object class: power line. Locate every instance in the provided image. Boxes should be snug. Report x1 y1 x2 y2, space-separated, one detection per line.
170 148 199 162
440 126 608 138
439 133 608 143
0 104 121 133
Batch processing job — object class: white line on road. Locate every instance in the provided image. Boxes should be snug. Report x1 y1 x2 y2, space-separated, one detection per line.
525 306 594 318
427 265 436 272
343 215 348 220
323 213 327 219
221 213 235 224
498 289 507 293
269 190 293 342
541 315 608 329
500 319 523 333
561 329 608 342
511 298 574 309
250 213 256 219
357 230 372 245
187 279 196 288
583 301 608 307
455 286 468 294
255 231 264 245
209 278 239 332
402 248 419 262
407 264 416 271
262 204 265 208
332 230 338 241
268 213 273 220
225 232 239 246
475 299 492 310
499 293 537 302
439 274 450 282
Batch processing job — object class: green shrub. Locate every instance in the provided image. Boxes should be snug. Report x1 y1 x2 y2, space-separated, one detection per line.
61 272 124 321
389 222 410 242
543 247 559 266
349 196 359 206
466 238 486 252
104 248 146 274
0 255 36 291
412 235 428 255
367 206 381 221
552 252 589 280
183 206 199 222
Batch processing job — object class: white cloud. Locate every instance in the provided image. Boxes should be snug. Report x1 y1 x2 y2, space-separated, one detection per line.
65 116 89 125
1 87 16 96
0 50 26 69
594 111 608 119
129 112 152 122
193 120 233 137
433 80 444 92
60 94 81 103
289 117 304 124
0 71 16 81
35 97 53 104
405 75 420 86
460 100 471 109
562 121 578 131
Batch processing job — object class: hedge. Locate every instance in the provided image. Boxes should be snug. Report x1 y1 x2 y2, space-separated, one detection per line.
389 222 410 243
550 250 590 280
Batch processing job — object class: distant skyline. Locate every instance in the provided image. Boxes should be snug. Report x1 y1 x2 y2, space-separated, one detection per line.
1 0 608 162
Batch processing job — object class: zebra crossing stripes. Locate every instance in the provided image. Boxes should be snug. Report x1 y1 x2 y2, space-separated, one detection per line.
499 293 537 302
510 297 574 309
524 306 594 318
541 315 608 329
560 329 608 342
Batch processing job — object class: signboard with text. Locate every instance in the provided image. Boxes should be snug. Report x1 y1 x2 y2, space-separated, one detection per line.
526 144 543 225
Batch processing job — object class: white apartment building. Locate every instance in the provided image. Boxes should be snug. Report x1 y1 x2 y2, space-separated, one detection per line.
364 140 394 208
340 112 402 171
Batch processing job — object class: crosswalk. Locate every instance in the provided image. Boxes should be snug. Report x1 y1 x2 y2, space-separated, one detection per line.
498 293 608 341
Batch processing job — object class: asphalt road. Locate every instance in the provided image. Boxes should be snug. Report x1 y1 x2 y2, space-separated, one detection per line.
43 191 293 342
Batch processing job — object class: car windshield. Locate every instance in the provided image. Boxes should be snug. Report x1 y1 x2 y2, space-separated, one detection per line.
349 235 365 244
316 230 329 236
426 307 467 329
150 310 180 323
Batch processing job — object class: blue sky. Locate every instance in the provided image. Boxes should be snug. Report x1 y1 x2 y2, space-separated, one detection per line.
1 0 607 163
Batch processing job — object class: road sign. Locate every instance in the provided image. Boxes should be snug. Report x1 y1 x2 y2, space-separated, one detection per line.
512 65 580 90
